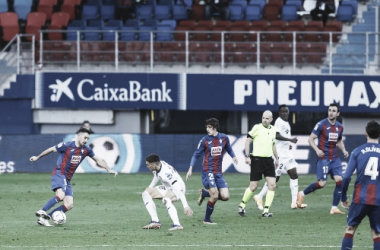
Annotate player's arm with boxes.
[171,181,193,216]
[276,132,297,144]
[29,146,57,161]
[272,143,279,168]
[91,155,118,177]
[186,138,205,181]
[148,174,159,188]
[308,132,324,157]
[341,152,356,209]
[337,138,349,158]
[244,136,252,165]
[225,136,238,165]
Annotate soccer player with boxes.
[142,154,193,231]
[238,110,279,217]
[296,103,349,214]
[253,105,307,210]
[340,120,380,250]
[186,118,238,224]
[30,128,117,227]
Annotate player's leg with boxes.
[330,159,345,214]
[342,203,366,249]
[262,159,276,217]
[215,174,229,201]
[142,186,164,229]
[368,205,380,249]
[371,229,380,250]
[202,172,218,224]
[197,188,210,206]
[297,160,327,207]
[341,225,358,250]
[47,184,73,217]
[162,190,182,229]
[36,174,67,220]
[239,159,261,215]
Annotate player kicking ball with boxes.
[142,154,193,231]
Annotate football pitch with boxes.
[0,173,373,250]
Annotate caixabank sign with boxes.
[35,72,380,112]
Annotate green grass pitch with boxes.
[0,173,373,250]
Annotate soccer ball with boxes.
[88,136,120,169]
[52,211,66,225]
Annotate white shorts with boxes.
[155,183,186,201]
[275,157,298,177]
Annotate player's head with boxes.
[205,118,219,136]
[365,120,380,139]
[82,120,91,128]
[76,128,91,146]
[278,105,289,121]
[328,103,340,122]
[262,110,273,127]
[145,154,161,171]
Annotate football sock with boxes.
[263,190,275,213]
[290,179,299,204]
[239,187,253,209]
[201,189,210,198]
[204,200,215,221]
[48,205,68,217]
[341,233,353,250]
[373,237,380,250]
[333,181,342,206]
[142,191,159,222]
[257,182,268,199]
[163,198,180,226]
[304,182,322,195]
[42,196,61,211]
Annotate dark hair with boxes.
[366,120,380,139]
[205,118,219,131]
[329,103,340,112]
[278,104,288,112]
[146,153,161,163]
[76,127,91,134]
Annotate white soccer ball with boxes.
[52,211,66,225]
[88,136,120,170]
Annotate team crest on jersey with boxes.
[329,133,338,141]
[71,155,82,163]
[166,173,173,180]
[211,146,222,156]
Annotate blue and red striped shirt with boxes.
[342,142,380,206]
[52,141,95,181]
[312,118,344,160]
[190,133,236,174]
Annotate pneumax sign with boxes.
[35,72,186,109]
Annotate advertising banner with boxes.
[0,134,366,175]
[35,72,380,112]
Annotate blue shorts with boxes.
[51,173,73,197]
[316,159,342,181]
[347,203,380,233]
[201,172,228,190]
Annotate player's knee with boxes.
[162,197,171,206]
[289,173,298,179]
[65,203,73,211]
[221,195,229,201]
[318,181,326,188]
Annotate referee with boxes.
[238,110,279,217]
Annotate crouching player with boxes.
[341,120,380,250]
[142,154,193,230]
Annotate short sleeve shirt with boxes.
[248,123,277,157]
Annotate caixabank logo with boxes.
[63,134,141,174]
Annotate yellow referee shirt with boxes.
[248,123,277,157]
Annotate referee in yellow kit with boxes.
[238,110,279,217]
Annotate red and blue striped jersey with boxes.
[190,133,236,174]
[312,118,344,160]
[52,141,95,181]
[342,143,380,206]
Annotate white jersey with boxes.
[149,161,186,193]
[274,117,293,158]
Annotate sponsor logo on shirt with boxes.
[71,155,82,163]
[329,133,338,141]
[211,146,222,156]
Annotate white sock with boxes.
[142,191,159,222]
[257,182,268,199]
[290,178,299,204]
[163,198,180,226]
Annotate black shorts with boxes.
[250,156,276,181]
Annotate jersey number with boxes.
[364,157,379,180]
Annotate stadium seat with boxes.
[189,42,213,65]
[174,25,192,41]
[66,20,86,41]
[82,4,100,21]
[226,42,257,65]
[47,12,71,40]
[125,19,141,29]
[37,0,58,21]
[60,0,82,21]
[190,5,205,21]
[139,25,154,41]
[136,5,154,20]
[13,0,34,20]
[249,0,266,13]
[84,21,104,41]
[156,24,173,41]
[172,0,192,20]
[197,20,213,29]
[25,12,47,41]
[160,19,177,30]
[262,2,281,21]
[143,18,158,29]
[322,21,342,42]
[341,0,358,15]
[229,26,247,42]
[284,20,304,42]
[210,26,228,41]
[245,5,262,21]
[100,4,116,20]
[297,0,316,16]
[0,12,20,42]
[269,42,292,65]
[303,20,323,42]
[281,5,298,21]
[305,43,326,64]
[247,20,267,41]
[103,19,123,41]
[120,25,138,41]
[266,20,286,42]
[231,0,248,15]
[336,5,354,22]
[228,5,244,20]
[286,0,302,8]
[192,25,210,41]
